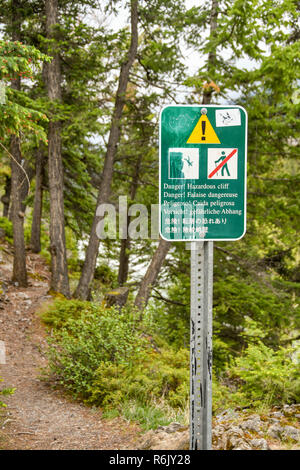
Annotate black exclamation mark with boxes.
[201,120,206,141]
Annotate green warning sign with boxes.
[159,105,248,241]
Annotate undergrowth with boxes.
[40,299,300,430]
[41,300,189,429]
[0,376,15,449]
[0,217,13,243]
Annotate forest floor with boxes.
[0,242,299,451]
[0,244,140,450]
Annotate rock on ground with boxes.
[137,405,300,451]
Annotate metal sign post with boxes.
[189,241,213,450]
[159,104,247,451]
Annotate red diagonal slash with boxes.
[208,148,237,179]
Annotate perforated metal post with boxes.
[190,241,213,450]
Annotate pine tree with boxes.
[0,0,49,285]
[74,0,139,299]
[45,0,70,297]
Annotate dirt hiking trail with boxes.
[0,247,139,450]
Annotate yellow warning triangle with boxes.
[187,115,220,144]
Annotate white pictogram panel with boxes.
[207,148,238,179]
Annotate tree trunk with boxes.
[118,151,142,286]
[118,235,130,286]
[203,0,218,104]
[1,175,11,218]
[10,134,28,287]
[20,160,34,214]
[74,0,139,300]
[134,237,171,313]
[8,159,33,223]
[10,0,27,287]
[45,0,70,297]
[30,148,45,253]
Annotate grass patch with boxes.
[103,398,188,431]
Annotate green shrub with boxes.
[213,341,300,411]
[94,264,117,286]
[43,300,189,424]
[43,299,299,425]
[0,217,13,243]
[230,342,300,406]
[40,299,92,329]
[45,303,146,398]
[89,347,189,409]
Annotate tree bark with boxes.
[74,0,139,300]
[45,0,70,297]
[118,221,131,286]
[10,134,28,286]
[30,148,45,253]
[10,0,27,287]
[203,0,218,104]
[8,159,33,222]
[208,0,218,68]
[134,237,171,313]
[20,160,34,214]
[118,151,142,286]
